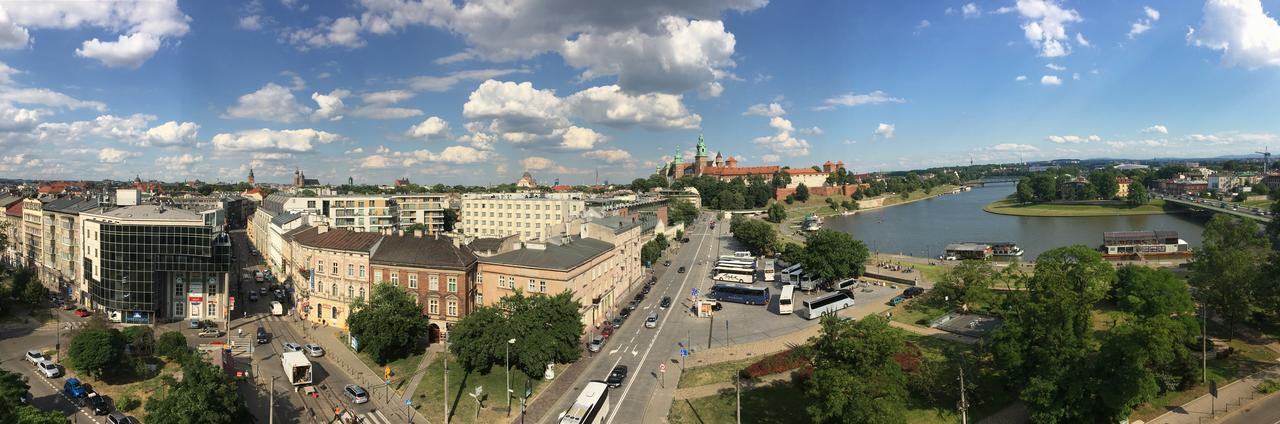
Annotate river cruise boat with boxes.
[981,242,1024,257]
[944,243,993,260]
[1099,230,1191,259]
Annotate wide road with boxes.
[0,309,104,423]
[1222,392,1280,424]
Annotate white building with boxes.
[459,192,586,241]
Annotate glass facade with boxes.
[89,223,231,323]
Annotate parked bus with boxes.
[712,264,755,283]
[559,381,610,424]
[800,292,855,320]
[778,285,795,315]
[733,251,752,258]
[716,256,755,267]
[833,278,860,292]
[710,284,770,305]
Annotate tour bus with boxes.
[800,292,855,320]
[712,263,755,283]
[710,284,770,305]
[833,278,860,293]
[778,285,795,315]
[733,251,752,258]
[559,381,610,424]
[716,256,755,267]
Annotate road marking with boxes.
[606,218,712,424]
[608,347,620,355]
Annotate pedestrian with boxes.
[238,328,243,337]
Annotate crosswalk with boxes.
[354,409,393,424]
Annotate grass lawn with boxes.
[678,356,757,388]
[1238,199,1273,208]
[984,198,1170,217]
[356,349,427,393]
[76,358,182,418]
[891,300,950,327]
[409,353,562,424]
[669,381,811,424]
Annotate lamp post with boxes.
[506,338,516,417]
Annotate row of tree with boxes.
[728,217,870,286]
[640,234,671,266]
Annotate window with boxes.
[332,307,338,319]
[475,292,483,306]
[447,299,458,316]
[190,303,200,317]
[429,275,439,290]
[348,264,354,277]
[390,272,399,285]
[374,270,383,283]
[359,288,365,299]
[174,281,184,298]
[498,275,506,288]
[428,298,439,314]
[448,276,457,293]
[174,301,184,317]
[317,260,324,274]
[348,285,354,299]
[528,278,536,292]
[331,284,338,296]
[208,302,217,317]
[539,280,546,293]
[476,273,483,286]
[331,262,338,275]
[210,282,218,294]
[359,265,365,278]
[409,274,418,289]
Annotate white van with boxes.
[270,301,284,316]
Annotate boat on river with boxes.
[985,242,1024,257]
[1098,230,1192,260]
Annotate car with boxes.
[24,350,45,365]
[710,301,723,312]
[633,293,644,302]
[198,328,221,338]
[587,336,605,352]
[619,308,631,319]
[248,293,259,302]
[106,412,140,424]
[677,266,686,274]
[888,296,906,306]
[344,384,369,404]
[605,365,628,388]
[644,313,658,328]
[902,287,925,298]
[601,325,614,339]
[641,285,651,295]
[282,342,302,352]
[63,378,88,398]
[663,260,671,266]
[659,296,672,309]
[36,360,62,378]
[85,391,109,415]
[259,287,268,295]
[304,344,324,357]
[256,327,269,344]
[189,319,203,329]
[611,317,623,328]
[73,308,91,317]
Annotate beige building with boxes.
[287,223,382,329]
[21,198,48,287]
[327,195,395,233]
[459,193,585,241]
[369,232,477,342]
[1,195,25,268]
[582,216,645,297]
[40,197,99,299]
[476,236,621,332]
[392,194,447,235]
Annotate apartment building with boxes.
[0,195,24,268]
[392,194,447,235]
[369,231,477,342]
[476,236,620,331]
[327,195,396,233]
[459,193,585,241]
[42,197,98,300]
[286,223,382,329]
[21,198,47,285]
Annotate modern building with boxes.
[80,204,231,324]
[458,193,586,241]
[286,223,382,329]
[42,197,99,300]
[1100,230,1190,258]
[326,195,396,233]
[476,236,620,332]
[392,194,447,235]
[369,231,477,342]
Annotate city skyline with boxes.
[1,0,1279,185]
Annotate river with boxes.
[824,182,1210,260]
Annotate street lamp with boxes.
[506,338,517,417]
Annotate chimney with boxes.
[316,221,329,234]
[414,229,423,238]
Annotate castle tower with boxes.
[294,169,304,187]
[693,134,708,175]
[248,168,255,186]
[714,151,724,168]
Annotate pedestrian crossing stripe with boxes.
[357,410,392,424]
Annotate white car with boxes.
[303,344,324,357]
[644,313,658,329]
[282,342,302,353]
[36,360,61,378]
[24,350,44,365]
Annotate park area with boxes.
[983,198,1171,217]
[408,353,565,424]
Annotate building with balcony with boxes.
[392,194,447,235]
[0,195,24,268]
[459,193,585,241]
[286,223,383,329]
[326,195,396,233]
[476,236,620,332]
[369,231,477,343]
[42,197,99,301]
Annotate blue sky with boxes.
[1,0,1279,185]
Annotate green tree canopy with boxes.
[667,199,699,226]
[1190,215,1267,339]
[1126,183,1150,206]
[931,260,997,311]
[68,328,126,378]
[1112,265,1194,318]
[449,291,584,378]
[145,358,254,423]
[794,183,810,202]
[729,216,778,256]
[347,282,431,364]
[156,331,189,360]
[805,315,907,424]
[799,229,869,284]
[765,202,787,223]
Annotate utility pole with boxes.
[444,336,450,424]
[735,372,741,424]
[707,312,714,349]
[269,377,275,424]
[1202,303,1208,383]
[957,365,969,424]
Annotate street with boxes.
[1222,392,1280,424]
[0,309,104,423]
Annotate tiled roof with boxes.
[370,234,476,270]
[43,197,99,214]
[702,165,780,177]
[0,195,25,208]
[468,237,506,252]
[291,226,382,252]
[785,168,824,175]
[479,237,614,271]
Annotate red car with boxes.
[73,308,91,317]
[601,326,614,339]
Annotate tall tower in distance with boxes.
[247,168,255,186]
[693,134,708,174]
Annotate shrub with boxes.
[156,331,189,360]
[739,349,809,380]
[1259,379,1280,394]
[116,393,141,412]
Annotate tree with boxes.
[714,190,745,210]
[805,315,907,424]
[931,260,996,311]
[746,176,773,208]
[729,217,778,255]
[450,291,584,378]
[347,282,431,364]
[449,306,510,373]
[443,208,459,232]
[772,169,792,189]
[667,199,699,226]
[1088,170,1120,199]
[794,183,810,202]
[1112,266,1194,318]
[0,369,66,423]
[765,203,787,223]
[145,358,254,423]
[841,200,858,211]
[1190,215,1267,340]
[1015,180,1036,203]
[1126,183,1150,206]
[404,223,430,233]
[121,325,155,358]
[799,229,869,284]
[825,197,839,211]
[68,328,126,378]
[156,331,189,360]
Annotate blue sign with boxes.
[691,288,699,297]
[404,399,412,406]
[680,348,689,358]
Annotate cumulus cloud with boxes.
[408,68,530,92]
[463,80,569,137]
[287,16,364,49]
[362,90,415,105]
[2,1,191,68]
[1012,0,1083,57]
[873,123,895,139]
[0,104,44,132]
[239,15,264,30]
[761,154,781,162]
[561,17,735,94]
[1142,125,1169,134]
[962,3,981,18]
[1041,75,1062,85]
[144,121,199,146]
[98,147,140,163]
[224,83,312,122]
[1046,134,1101,143]
[310,89,349,121]
[1129,6,1160,38]
[211,128,342,153]
[752,116,810,157]
[407,116,450,140]
[1015,75,1028,81]
[1187,131,1278,145]
[565,85,701,130]
[814,90,905,111]
[0,88,107,111]
[744,102,787,117]
[1189,0,1280,69]
[1045,63,1066,71]
[361,145,492,168]
[582,148,632,163]
[156,154,202,171]
[558,126,604,150]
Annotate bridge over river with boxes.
[1157,195,1272,223]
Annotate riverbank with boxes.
[777,185,961,242]
[984,197,1173,217]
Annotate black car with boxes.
[663,260,671,266]
[903,287,925,298]
[86,391,109,415]
[619,307,631,319]
[606,365,629,388]
[677,266,686,274]
[627,300,639,311]
[633,293,644,302]
[641,285,651,295]
[256,327,269,344]
[648,276,657,286]
[659,296,672,308]
[611,317,623,328]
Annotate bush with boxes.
[116,393,142,412]
[1259,379,1280,394]
[739,349,809,379]
[156,331,189,360]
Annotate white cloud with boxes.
[1072,72,1080,80]
[1142,125,1169,134]
[211,128,342,153]
[1145,6,1161,21]
[989,143,1039,152]
[1015,75,1028,81]
[144,121,199,146]
[744,102,787,117]
[521,156,555,171]
[310,89,349,121]
[798,126,823,136]
[224,83,312,122]
[287,17,364,49]
[582,149,632,163]
[1189,0,1280,69]
[362,90,415,104]
[0,87,106,111]
[29,113,197,147]
[1012,0,1084,57]
[1045,63,1066,71]
[2,1,190,68]
[1075,32,1090,47]
[561,17,735,94]
[915,20,931,33]
[1187,131,1278,145]
[408,68,530,92]
[963,3,981,18]
[1041,75,1063,85]
[752,116,810,156]
[558,126,604,150]
[814,90,905,111]
[1046,134,1101,143]
[239,15,264,30]
[873,123,895,139]
[463,80,568,136]
[156,154,202,171]
[407,116,450,140]
[565,85,701,130]
[349,105,423,120]
[98,147,139,163]
[364,145,494,168]
[1128,8,1160,39]
[761,154,781,162]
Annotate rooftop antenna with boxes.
[1257,147,1272,175]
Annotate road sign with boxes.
[691,288,699,297]
[680,348,688,358]
[1210,380,1218,397]
[405,399,412,406]
[660,363,667,373]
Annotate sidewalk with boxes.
[1147,365,1280,424]
[307,323,426,423]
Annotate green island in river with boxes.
[983,197,1174,217]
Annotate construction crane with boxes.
[1258,148,1272,175]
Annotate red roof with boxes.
[703,165,780,177]
[551,185,573,192]
[5,201,22,217]
[785,168,824,175]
